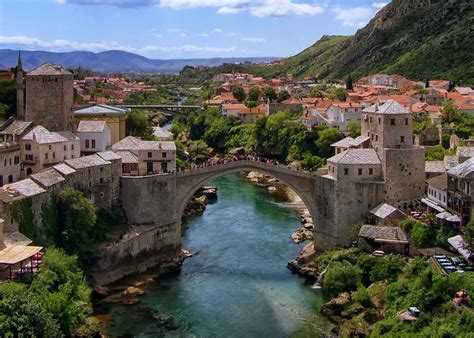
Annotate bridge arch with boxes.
[175,161,318,225]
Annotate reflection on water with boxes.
[106,174,331,337]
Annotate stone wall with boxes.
[120,174,177,226]
[382,147,425,205]
[313,175,384,250]
[25,74,74,132]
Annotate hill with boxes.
[0,49,276,74]
[263,0,474,85]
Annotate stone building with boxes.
[0,151,122,237]
[0,143,20,186]
[76,120,111,154]
[111,136,176,175]
[361,100,425,205]
[19,126,80,176]
[369,203,406,227]
[446,157,474,223]
[21,63,74,132]
[74,105,127,144]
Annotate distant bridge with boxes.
[114,104,204,117]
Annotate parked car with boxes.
[372,250,385,257]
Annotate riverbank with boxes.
[100,174,333,336]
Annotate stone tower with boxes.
[25,63,74,132]
[361,100,425,205]
[15,51,25,119]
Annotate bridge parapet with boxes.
[176,160,316,180]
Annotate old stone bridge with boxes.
[120,160,384,250]
[97,160,384,284]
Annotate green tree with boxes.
[346,74,354,91]
[126,110,153,139]
[300,152,324,170]
[323,261,360,299]
[277,90,291,103]
[465,221,474,246]
[347,121,361,138]
[248,86,261,102]
[328,87,348,101]
[58,187,97,260]
[369,255,405,282]
[440,100,460,123]
[316,127,344,158]
[0,80,16,119]
[31,249,92,336]
[0,282,62,337]
[262,86,277,102]
[354,286,373,308]
[232,86,246,102]
[425,145,446,161]
[309,87,323,98]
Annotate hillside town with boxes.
[0,55,473,335]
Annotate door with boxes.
[147,161,153,174]
[161,162,168,173]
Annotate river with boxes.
[105,174,332,337]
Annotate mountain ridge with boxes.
[276,0,474,85]
[0,49,277,74]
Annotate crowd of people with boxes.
[177,154,318,175]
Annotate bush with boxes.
[323,261,360,298]
[354,286,373,308]
[369,255,405,283]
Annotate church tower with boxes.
[15,51,25,119]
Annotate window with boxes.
[14,156,19,164]
[162,152,167,158]
[344,168,349,175]
[369,168,373,175]
[52,152,56,159]
[405,118,409,125]
[64,145,66,151]
[9,158,11,165]
[85,140,90,149]
[49,145,52,150]
[400,136,405,143]
[391,118,395,125]
[99,177,104,184]
[3,159,6,166]
[92,140,96,148]
[369,116,373,123]
[71,144,74,150]
[148,152,152,158]
[45,153,48,160]
[25,143,31,151]
[358,168,362,175]
[375,135,378,141]
[8,175,13,183]
[26,154,33,161]
[378,118,381,124]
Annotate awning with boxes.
[436,211,452,220]
[447,215,461,223]
[421,198,445,213]
[447,235,472,261]
[0,245,43,265]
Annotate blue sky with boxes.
[0,0,389,59]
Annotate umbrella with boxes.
[447,215,461,223]
[436,211,452,220]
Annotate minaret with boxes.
[16,51,25,119]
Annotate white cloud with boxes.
[332,6,374,28]
[0,35,237,55]
[242,37,265,43]
[372,2,388,10]
[211,28,223,33]
[60,0,325,17]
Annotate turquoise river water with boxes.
[105,174,332,337]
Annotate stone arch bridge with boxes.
[120,159,384,253]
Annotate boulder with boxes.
[320,293,351,322]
